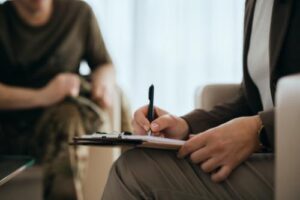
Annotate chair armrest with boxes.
[275,74,300,200]
[195,84,240,110]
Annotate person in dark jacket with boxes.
[102,0,300,199]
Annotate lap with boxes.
[0,98,103,158]
[107,148,274,200]
[34,98,105,161]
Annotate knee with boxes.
[107,148,150,191]
[42,102,83,127]
[112,148,148,177]
[111,148,172,183]
[36,102,84,140]
[48,102,81,121]
[105,148,178,198]
[114,148,154,168]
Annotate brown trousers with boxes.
[102,148,274,200]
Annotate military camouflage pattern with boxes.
[0,79,132,200]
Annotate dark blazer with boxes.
[183,0,300,150]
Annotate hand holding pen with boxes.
[132,85,189,140]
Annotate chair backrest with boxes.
[195,84,240,110]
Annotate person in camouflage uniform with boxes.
[0,0,132,199]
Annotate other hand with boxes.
[40,73,80,107]
[178,116,262,183]
[91,65,115,109]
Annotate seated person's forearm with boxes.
[0,83,45,110]
[91,64,116,108]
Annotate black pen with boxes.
[147,84,155,136]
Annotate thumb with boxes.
[70,80,80,97]
[93,85,104,100]
[70,86,79,97]
[150,114,176,133]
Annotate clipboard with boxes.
[71,132,185,150]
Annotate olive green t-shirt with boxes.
[0,0,111,120]
[0,0,111,87]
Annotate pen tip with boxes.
[149,85,154,99]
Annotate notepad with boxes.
[72,132,185,150]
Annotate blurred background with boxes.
[0,0,245,114]
[82,0,245,115]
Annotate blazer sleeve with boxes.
[182,84,275,151]
[181,84,253,134]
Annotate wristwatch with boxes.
[258,126,270,152]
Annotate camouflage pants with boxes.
[0,89,132,200]
[37,97,105,200]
